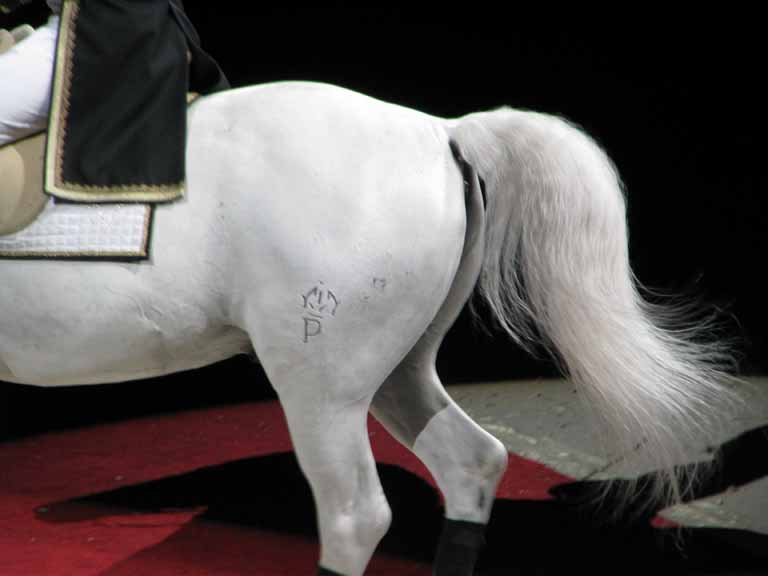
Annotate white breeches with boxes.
[0,16,58,147]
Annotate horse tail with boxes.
[448,109,737,505]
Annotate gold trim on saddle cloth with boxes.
[45,0,184,203]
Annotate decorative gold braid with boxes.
[0,250,147,258]
[53,0,78,191]
[45,0,74,198]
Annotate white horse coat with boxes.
[0,81,732,576]
[1,82,463,385]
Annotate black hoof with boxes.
[434,518,487,576]
[317,566,345,576]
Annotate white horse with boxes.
[0,81,733,575]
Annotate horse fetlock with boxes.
[320,496,392,576]
[414,404,508,522]
[338,494,392,549]
[475,434,509,483]
[451,436,507,521]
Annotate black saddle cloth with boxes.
[46,0,229,202]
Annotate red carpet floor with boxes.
[0,401,570,575]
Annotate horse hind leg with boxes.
[248,314,398,576]
[251,299,460,576]
[372,330,509,530]
[371,172,507,575]
[277,387,390,576]
[243,234,466,574]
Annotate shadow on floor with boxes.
[39,439,768,576]
[0,356,276,440]
[5,368,766,574]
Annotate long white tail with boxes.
[449,109,736,504]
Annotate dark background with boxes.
[2,5,764,387]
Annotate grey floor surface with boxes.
[448,377,768,535]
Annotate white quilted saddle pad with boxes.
[0,199,152,260]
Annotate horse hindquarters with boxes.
[233,122,467,575]
[371,158,508,576]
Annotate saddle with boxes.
[0,98,199,238]
[0,26,47,236]
[0,27,201,237]
[0,134,47,236]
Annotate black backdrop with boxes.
[2,5,765,380]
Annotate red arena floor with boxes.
[0,400,569,575]
[1,390,765,575]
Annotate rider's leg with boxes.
[0,16,58,147]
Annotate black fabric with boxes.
[53,0,228,196]
[317,567,345,576]
[433,519,486,576]
[0,0,32,14]
[169,0,229,94]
